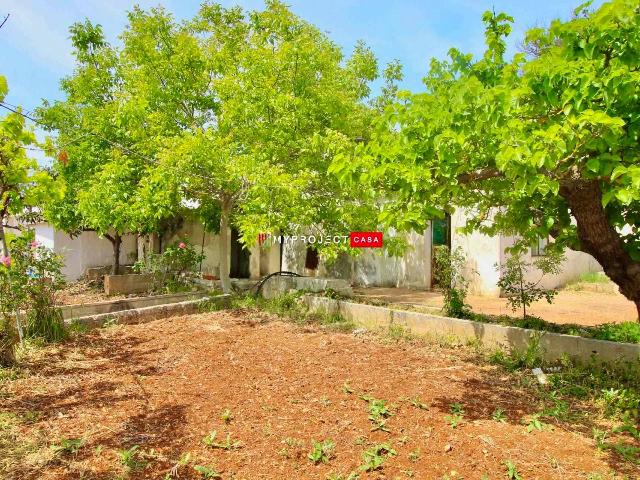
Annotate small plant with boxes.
[220,408,232,424]
[203,430,241,450]
[408,448,420,462]
[496,249,563,320]
[504,460,522,479]
[409,396,429,410]
[51,437,84,456]
[445,402,465,428]
[445,413,463,428]
[326,472,359,480]
[342,381,354,394]
[193,465,222,479]
[308,439,335,464]
[118,445,147,472]
[492,408,507,423]
[432,245,472,318]
[360,443,396,472]
[134,239,204,292]
[523,413,546,433]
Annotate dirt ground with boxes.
[56,282,133,306]
[2,311,634,480]
[354,287,637,326]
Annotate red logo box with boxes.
[350,231,383,248]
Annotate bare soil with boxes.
[1,311,635,479]
[355,287,637,326]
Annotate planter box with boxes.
[86,265,135,281]
[104,273,155,296]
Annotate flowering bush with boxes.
[0,232,66,365]
[134,240,204,292]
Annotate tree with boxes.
[120,1,380,292]
[333,1,640,318]
[496,250,562,319]
[39,21,176,274]
[0,75,54,257]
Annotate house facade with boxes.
[165,211,601,297]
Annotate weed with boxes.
[342,381,354,394]
[492,408,507,423]
[51,437,84,456]
[409,396,429,410]
[308,439,335,464]
[203,431,241,450]
[504,460,522,480]
[408,448,420,462]
[193,465,222,479]
[523,413,547,433]
[444,413,463,429]
[360,443,396,472]
[364,397,393,432]
[117,445,147,472]
[442,471,463,480]
[220,408,232,424]
[449,402,465,415]
[326,472,359,480]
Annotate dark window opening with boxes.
[305,247,319,270]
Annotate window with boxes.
[531,236,548,256]
[305,247,319,270]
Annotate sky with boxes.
[0,0,605,161]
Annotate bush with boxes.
[0,232,66,365]
[134,240,205,292]
[432,245,471,318]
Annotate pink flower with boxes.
[0,255,10,267]
[178,242,186,249]
[30,240,39,249]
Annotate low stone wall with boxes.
[104,273,155,295]
[86,265,135,282]
[261,276,353,299]
[60,291,210,320]
[66,295,230,328]
[302,296,640,365]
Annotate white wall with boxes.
[500,236,602,290]
[451,210,502,296]
[54,230,137,281]
[282,228,432,289]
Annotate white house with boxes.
[164,210,601,297]
[30,222,137,281]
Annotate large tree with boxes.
[120,1,380,292]
[332,0,640,317]
[39,21,177,274]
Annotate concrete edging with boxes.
[60,291,211,320]
[302,295,640,364]
[66,295,230,328]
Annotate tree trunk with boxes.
[0,221,8,257]
[107,234,122,275]
[560,179,640,320]
[219,197,232,294]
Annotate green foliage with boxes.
[432,246,471,318]
[308,439,335,464]
[193,465,222,479]
[51,438,84,456]
[117,445,147,472]
[504,460,522,480]
[492,408,507,423]
[202,430,241,450]
[135,240,204,292]
[496,249,562,319]
[333,0,640,306]
[0,232,66,365]
[359,443,396,472]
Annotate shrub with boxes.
[134,240,204,292]
[0,232,66,364]
[432,245,471,318]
